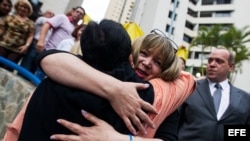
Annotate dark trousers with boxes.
[0,45,23,72]
[19,39,39,74]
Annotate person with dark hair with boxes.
[19,9,54,76]
[35,6,85,53]
[28,0,43,21]
[0,0,34,71]
[0,0,12,18]
[57,23,86,52]
[33,6,84,80]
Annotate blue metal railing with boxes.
[0,56,41,86]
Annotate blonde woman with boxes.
[0,0,34,71]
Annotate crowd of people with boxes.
[0,0,85,80]
[1,0,250,141]
[0,0,34,71]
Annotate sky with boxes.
[81,0,110,22]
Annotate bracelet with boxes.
[25,43,30,47]
[129,134,133,141]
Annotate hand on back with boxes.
[108,82,157,135]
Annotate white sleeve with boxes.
[56,39,75,52]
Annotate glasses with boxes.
[150,29,178,53]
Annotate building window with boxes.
[188,51,193,59]
[194,51,210,59]
[200,11,213,17]
[168,11,177,20]
[171,0,179,7]
[183,34,192,43]
[201,0,214,5]
[199,24,233,31]
[216,0,232,4]
[189,0,198,5]
[185,21,194,30]
[214,11,231,17]
[188,8,198,18]
[166,24,175,35]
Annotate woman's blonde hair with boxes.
[132,33,181,81]
[14,0,33,16]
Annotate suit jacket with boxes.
[178,78,250,141]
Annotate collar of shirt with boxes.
[208,79,229,93]
[68,16,73,23]
[68,16,78,26]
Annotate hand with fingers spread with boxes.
[50,110,121,141]
[50,110,162,141]
[108,82,157,135]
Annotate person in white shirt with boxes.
[19,10,54,74]
[56,23,86,52]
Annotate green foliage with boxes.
[191,25,223,48]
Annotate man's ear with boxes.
[229,62,235,73]
[129,54,135,69]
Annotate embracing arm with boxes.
[38,50,157,135]
[39,50,132,98]
[50,110,163,141]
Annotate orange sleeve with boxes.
[3,93,32,141]
[144,71,196,137]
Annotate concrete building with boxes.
[104,0,250,92]
[39,0,83,14]
[104,0,136,24]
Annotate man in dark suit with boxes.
[178,47,250,141]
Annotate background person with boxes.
[0,0,12,18]
[178,47,250,141]
[0,0,34,71]
[56,23,86,52]
[34,6,84,80]
[69,24,87,55]
[35,6,84,53]
[19,9,54,75]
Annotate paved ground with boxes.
[0,68,35,139]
